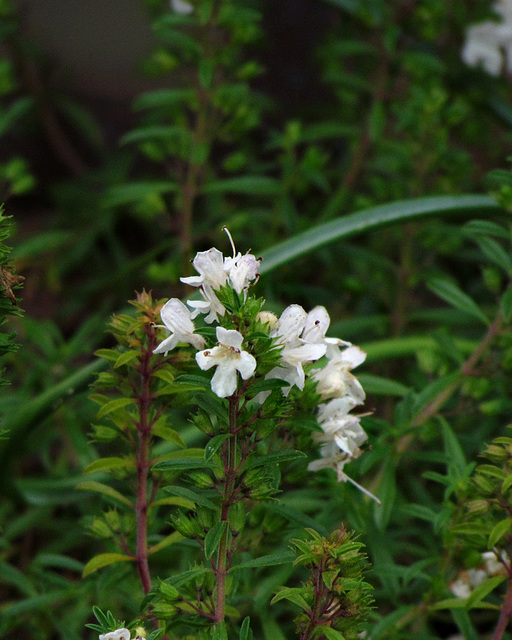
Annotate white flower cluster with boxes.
[462,0,512,75]
[99,629,130,640]
[153,230,371,491]
[450,550,509,598]
[153,230,260,399]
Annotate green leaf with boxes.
[163,486,217,510]
[501,286,512,323]
[201,176,281,196]
[152,423,186,448]
[96,397,136,419]
[488,518,512,548]
[103,181,178,207]
[239,617,253,640]
[357,373,410,396]
[114,350,139,368]
[374,458,396,531]
[75,480,133,507]
[212,621,228,640]
[204,521,227,559]
[322,628,347,640]
[153,457,212,472]
[84,456,134,474]
[148,531,183,555]
[82,552,134,577]
[441,419,467,478]
[466,575,507,608]
[205,434,230,462]
[474,236,512,276]
[230,551,295,571]
[133,88,195,110]
[259,195,500,274]
[244,450,307,471]
[271,587,310,610]
[427,278,488,326]
[430,597,469,611]
[463,219,510,240]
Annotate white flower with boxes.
[266,305,327,393]
[462,1,512,75]
[449,578,472,599]
[196,326,256,398]
[181,247,228,324]
[313,344,366,403]
[99,629,131,640]
[170,0,193,14]
[153,298,205,354]
[228,253,260,294]
[482,550,508,575]
[315,397,368,457]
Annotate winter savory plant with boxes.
[83,228,375,640]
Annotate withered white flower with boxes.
[153,298,205,355]
[99,629,131,640]
[196,326,256,398]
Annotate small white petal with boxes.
[211,362,238,398]
[216,326,243,350]
[277,305,307,342]
[302,306,330,343]
[236,351,257,379]
[171,0,193,13]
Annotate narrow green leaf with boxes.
[103,181,178,207]
[148,531,183,555]
[212,621,228,640]
[84,456,133,474]
[488,518,512,548]
[82,552,134,577]
[239,617,253,640]
[153,457,212,472]
[205,434,230,462]
[322,628,347,640]
[501,286,512,323]
[502,473,512,494]
[430,597,469,611]
[271,587,309,610]
[466,575,507,608]
[357,373,410,397]
[230,551,295,571]
[204,521,227,559]
[96,397,136,419]
[259,195,500,274]
[163,486,217,510]
[427,278,488,326]
[152,423,186,448]
[463,219,510,239]
[114,350,139,368]
[441,419,467,478]
[201,176,281,196]
[244,450,307,471]
[474,236,512,276]
[374,458,396,531]
[75,480,133,507]
[133,88,195,110]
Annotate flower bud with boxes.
[228,501,246,535]
[171,512,200,539]
[186,470,214,489]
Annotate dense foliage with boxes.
[1,0,512,639]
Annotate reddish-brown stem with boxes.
[135,324,158,594]
[493,575,512,640]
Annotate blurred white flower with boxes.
[462,1,512,75]
[315,397,368,457]
[482,550,508,575]
[170,0,193,14]
[196,326,256,397]
[450,568,487,598]
[181,248,227,324]
[99,629,131,640]
[153,298,205,354]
